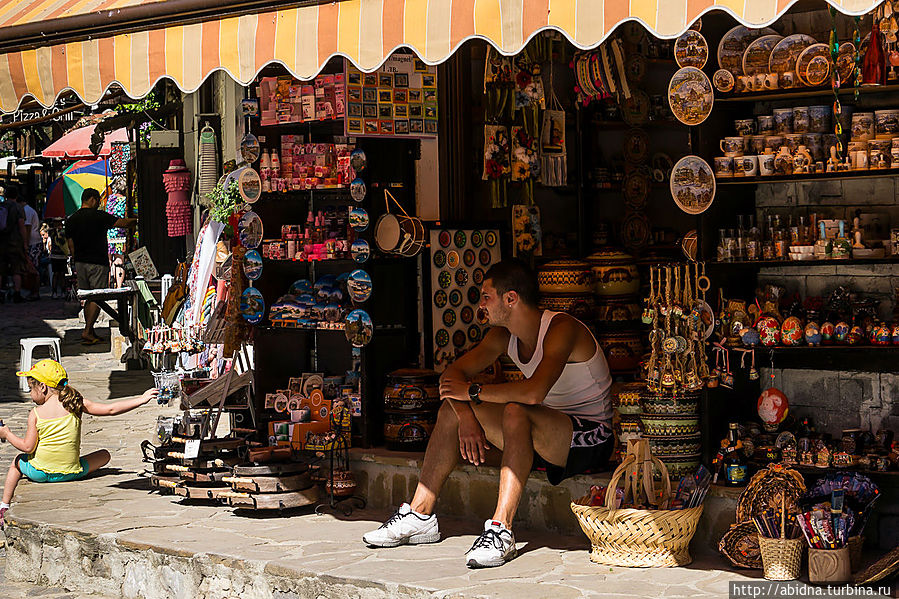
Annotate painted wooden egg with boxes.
[780,316,804,346]
[758,316,781,346]
[847,325,865,345]
[872,323,892,346]
[892,324,899,345]
[821,321,835,344]
[757,387,789,430]
[740,326,760,346]
[833,321,850,344]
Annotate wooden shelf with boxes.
[716,83,899,104]
[717,168,899,185]
[707,257,899,268]
[758,346,899,372]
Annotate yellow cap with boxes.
[16,359,68,387]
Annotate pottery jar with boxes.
[774,146,794,175]
[851,112,875,141]
[383,368,440,412]
[793,146,813,174]
[757,115,776,135]
[808,105,831,133]
[537,259,593,294]
[735,119,756,136]
[383,412,437,451]
[585,248,640,297]
[597,331,644,372]
[594,296,642,328]
[538,293,596,321]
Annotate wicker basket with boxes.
[759,536,804,581]
[570,442,703,568]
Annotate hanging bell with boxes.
[641,308,654,325]
[748,367,759,381]
[721,372,735,389]
[661,371,676,387]
[706,370,719,388]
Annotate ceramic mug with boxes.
[750,135,767,155]
[714,156,734,177]
[781,71,797,88]
[763,73,779,90]
[735,119,756,136]
[759,153,776,176]
[851,112,875,141]
[852,150,869,170]
[720,137,744,156]
[793,106,810,133]
[774,108,794,134]
[734,156,747,176]
[741,155,760,176]
[808,105,831,133]
[757,115,776,135]
[751,74,767,91]
[738,76,753,93]
[785,133,805,153]
[765,135,784,150]
[892,147,899,166]
[870,148,886,168]
[814,161,825,173]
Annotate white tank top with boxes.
[506,311,613,422]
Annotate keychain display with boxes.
[144,323,206,354]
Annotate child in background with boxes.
[0,359,157,526]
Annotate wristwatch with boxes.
[468,383,482,405]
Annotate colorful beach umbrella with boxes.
[43,159,109,218]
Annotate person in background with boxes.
[17,191,41,300]
[47,220,70,300]
[39,223,52,289]
[0,185,28,303]
[65,188,136,344]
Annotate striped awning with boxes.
[0,0,164,30]
[0,0,886,112]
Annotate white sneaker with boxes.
[362,503,440,548]
[465,520,517,568]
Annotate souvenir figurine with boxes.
[816,445,832,468]
[833,451,853,467]
[848,324,865,345]
[781,316,804,346]
[873,323,892,345]
[821,321,835,344]
[741,326,760,346]
[782,446,797,465]
[833,321,850,344]
[805,321,823,346]
[800,450,816,467]
[892,323,899,344]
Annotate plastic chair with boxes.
[19,337,62,392]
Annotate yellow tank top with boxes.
[28,410,82,474]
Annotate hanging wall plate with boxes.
[623,170,650,209]
[349,207,369,232]
[347,269,372,303]
[240,287,265,324]
[674,30,709,69]
[668,67,713,126]
[836,42,856,83]
[345,309,373,347]
[351,239,370,263]
[244,249,263,280]
[350,178,366,202]
[240,133,261,164]
[350,148,367,173]
[670,155,716,215]
[623,128,649,163]
[621,89,651,126]
[796,43,830,86]
[237,167,262,203]
[717,26,779,76]
[237,211,263,248]
[742,35,783,76]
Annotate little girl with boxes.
[0,359,157,524]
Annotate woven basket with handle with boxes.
[570,439,703,568]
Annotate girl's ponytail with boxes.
[58,385,84,417]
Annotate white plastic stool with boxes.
[19,337,62,392]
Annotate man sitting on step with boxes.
[363,259,614,568]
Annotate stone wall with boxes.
[754,178,899,438]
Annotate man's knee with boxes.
[502,402,531,429]
[437,400,458,423]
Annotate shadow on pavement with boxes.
[108,371,153,400]
[60,327,112,357]
[110,477,153,491]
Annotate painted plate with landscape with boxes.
[717,26,778,76]
[668,67,713,126]
[742,35,783,76]
[670,155,716,215]
[768,34,817,74]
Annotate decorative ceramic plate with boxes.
[350,178,366,202]
[435,329,449,347]
[240,133,260,163]
[742,35,783,76]
[479,248,492,265]
[237,211,263,249]
[623,128,649,163]
[289,279,312,296]
[470,230,483,247]
[438,270,452,288]
[344,309,373,347]
[434,290,447,308]
[621,212,651,251]
[796,43,829,86]
[455,268,469,287]
[804,55,830,86]
[621,89,651,126]
[472,267,485,285]
[768,34,816,74]
[244,250,263,280]
[236,167,261,203]
[674,30,709,69]
[468,286,481,304]
[443,309,456,327]
[717,26,778,76]
[449,289,462,307]
[468,325,481,342]
[626,53,647,82]
[668,67,713,126]
[670,155,716,215]
[240,287,265,324]
[351,239,370,263]
[463,249,476,267]
[693,299,716,340]
[836,42,856,83]
[347,269,372,303]
[712,69,735,92]
[433,250,446,268]
[350,148,367,173]
[461,306,474,324]
[452,330,466,347]
[453,230,467,248]
[438,230,451,248]
[349,207,369,232]
[446,250,460,269]
[623,170,650,208]
[484,230,498,247]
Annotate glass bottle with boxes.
[724,423,748,487]
[746,215,761,261]
[832,219,853,259]
[814,220,831,259]
[717,229,728,262]
[726,229,736,261]
[763,215,775,260]
[774,216,788,259]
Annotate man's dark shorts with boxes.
[534,416,614,485]
[0,241,28,277]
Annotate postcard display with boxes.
[345,55,439,138]
[429,228,500,372]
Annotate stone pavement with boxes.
[0,300,891,598]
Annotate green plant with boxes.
[206,180,241,224]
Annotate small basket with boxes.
[570,440,703,568]
[759,536,804,581]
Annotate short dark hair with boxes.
[484,259,539,307]
[4,184,17,200]
[81,188,101,204]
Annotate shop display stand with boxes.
[312,421,367,516]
